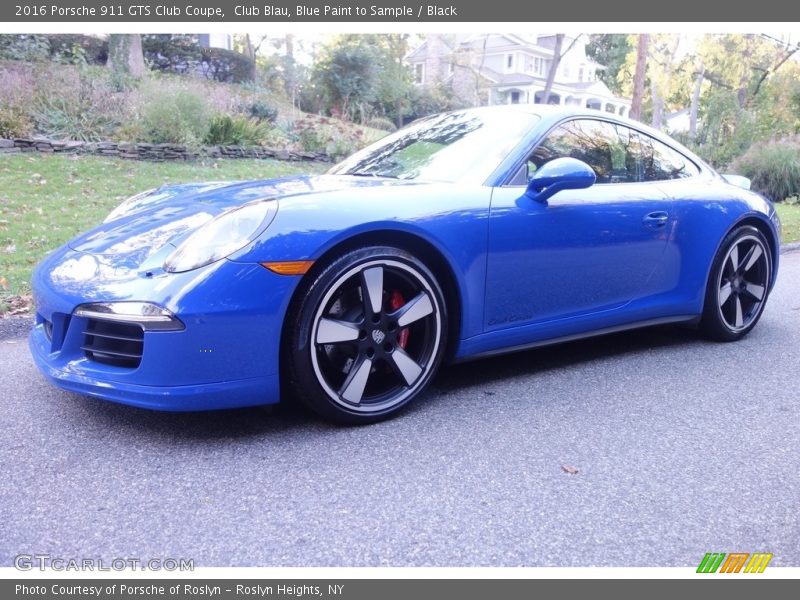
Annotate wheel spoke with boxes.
[316,318,360,344]
[718,282,733,306]
[743,244,763,273]
[361,267,384,315]
[339,357,373,405]
[744,282,765,301]
[729,244,740,271]
[734,296,744,328]
[392,292,434,327]
[390,347,423,386]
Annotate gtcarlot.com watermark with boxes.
[14,554,194,571]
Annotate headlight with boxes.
[104,189,158,223]
[164,200,277,273]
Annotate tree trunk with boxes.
[242,34,258,83]
[650,77,663,129]
[541,34,564,105]
[737,34,754,108]
[284,34,295,100]
[107,34,146,79]
[630,34,649,121]
[689,67,704,138]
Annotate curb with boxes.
[780,241,800,254]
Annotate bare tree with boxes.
[689,67,704,138]
[650,36,680,129]
[541,35,582,105]
[651,79,663,129]
[630,34,649,121]
[107,34,146,79]
[240,33,269,83]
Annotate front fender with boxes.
[231,183,493,341]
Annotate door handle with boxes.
[643,211,669,228]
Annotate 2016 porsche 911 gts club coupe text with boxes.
[30,106,781,423]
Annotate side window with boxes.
[637,133,700,181]
[527,119,638,184]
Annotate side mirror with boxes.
[526,157,596,204]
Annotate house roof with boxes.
[481,68,543,86]
[491,77,630,104]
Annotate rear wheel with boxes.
[700,225,772,341]
[286,246,447,424]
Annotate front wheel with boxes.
[700,225,772,341]
[285,246,447,424]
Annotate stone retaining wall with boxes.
[0,138,331,163]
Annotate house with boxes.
[406,34,631,117]
[197,33,233,51]
[665,108,692,134]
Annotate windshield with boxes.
[329,109,540,185]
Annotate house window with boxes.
[562,64,570,79]
[414,63,425,85]
[510,91,520,104]
[535,57,542,75]
[578,67,584,82]
[506,54,514,70]
[524,55,534,73]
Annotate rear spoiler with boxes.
[721,174,751,190]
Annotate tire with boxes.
[700,225,772,342]
[285,246,448,424]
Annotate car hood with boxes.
[66,175,422,268]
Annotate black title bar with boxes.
[3,0,800,22]
[4,579,798,600]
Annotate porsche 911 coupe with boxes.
[30,106,781,423]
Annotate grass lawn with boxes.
[775,202,800,247]
[0,153,326,313]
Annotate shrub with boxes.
[200,48,254,84]
[204,114,269,145]
[30,66,125,141]
[364,116,397,132]
[32,100,116,141]
[0,103,34,138]
[247,100,279,123]
[731,137,800,202]
[293,115,366,159]
[142,36,254,84]
[138,83,211,146]
[47,35,108,65]
[143,34,201,74]
[0,35,49,62]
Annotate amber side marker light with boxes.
[261,260,315,275]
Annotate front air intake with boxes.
[82,319,144,368]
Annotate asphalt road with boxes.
[2,251,799,568]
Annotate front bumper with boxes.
[29,330,276,411]
[29,249,299,411]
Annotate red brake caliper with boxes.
[389,290,409,348]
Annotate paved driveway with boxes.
[2,252,799,567]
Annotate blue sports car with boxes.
[30,106,781,423]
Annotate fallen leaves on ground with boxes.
[1,294,33,316]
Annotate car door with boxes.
[484,118,675,331]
